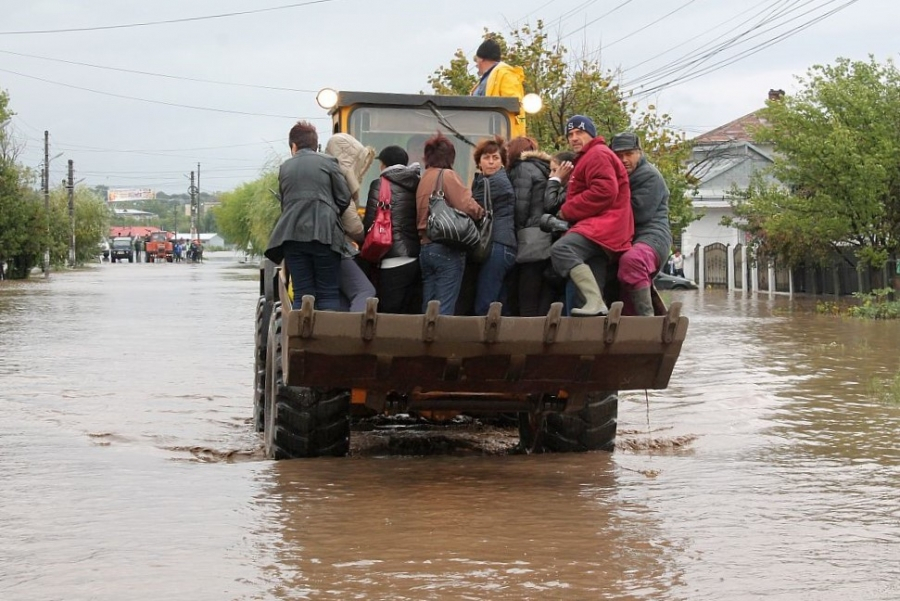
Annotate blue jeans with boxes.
[282,240,342,311]
[419,243,466,315]
[475,243,517,315]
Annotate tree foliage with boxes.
[428,21,697,239]
[0,89,110,278]
[215,170,279,256]
[733,56,900,268]
[0,89,42,278]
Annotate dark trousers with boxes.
[377,260,421,314]
[517,259,555,317]
[282,240,342,311]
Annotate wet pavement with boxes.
[1,253,898,600]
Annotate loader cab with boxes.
[317,89,536,195]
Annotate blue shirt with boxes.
[471,65,496,97]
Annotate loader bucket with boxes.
[280,294,688,397]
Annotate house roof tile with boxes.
[694,110,769,143]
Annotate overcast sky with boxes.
[2,0,896,194]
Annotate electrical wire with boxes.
[592,0,701,52]
[0,66,324,120]
[0,0,338,35]
[558,0,637,40]
[616,0,782,78]
[0,49,318,93]
[622,0,802,88]
[626,0,860,99]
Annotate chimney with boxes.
[768,89,785,101]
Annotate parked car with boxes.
[109,237,134,263]
[654,272,698,290]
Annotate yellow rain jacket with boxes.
[471,62,527,128]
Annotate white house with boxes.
[680,90,784,292]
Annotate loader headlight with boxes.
[522,93,543,114]
[316,88,339,110]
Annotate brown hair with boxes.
[423,132,456,169]
[473,135,507,169]
[289,120,318,151]
[506,136,538,167]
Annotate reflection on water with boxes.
[1,257,898,600]
[257,455,680,600]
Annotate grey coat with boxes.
[629,155,672,269]
[264,149,352,264]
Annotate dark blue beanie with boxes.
[566,115,597,138]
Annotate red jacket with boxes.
[560,136,633,253]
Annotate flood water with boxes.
[1,253,898,601]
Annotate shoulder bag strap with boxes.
[378,176,391,207]
[483,176,492,213]
[432,169,445,197]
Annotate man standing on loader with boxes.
[470,38,526,129]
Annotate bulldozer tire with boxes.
[263,305,350,459]
[252,296,272,432]
[518,391,618,453]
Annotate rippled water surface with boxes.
[2,254,898,600]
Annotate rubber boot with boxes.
[569,264,609,316]
[629,286,654,316]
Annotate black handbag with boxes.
[426,170,480,250]
[469,175,494,263]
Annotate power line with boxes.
[0,66,324,120]
[0,49,318,93]
[596,0,701,52]
[559,0,638,40]
[627,0,860,100]
[622,0,802,88]
[616,0,782,78]
[0,0,338,35]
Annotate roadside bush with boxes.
[847,288,900,320]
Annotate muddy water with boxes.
[1,255,898,601]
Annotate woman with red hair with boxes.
[415,133,485,315]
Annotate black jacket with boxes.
[364,164,421,260]
[508,151,552,228]
[265,149,351,264]
[472,168,517,249]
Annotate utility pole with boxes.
[188,170,198,242]
[67,159,75,268]
[43,131,50,278]
[196,162,201,229]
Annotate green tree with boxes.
[0,89,45,279]
[46,184,109,266]
[216,170,279,256]
[428,21,698,239]
[734,56,900,268]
